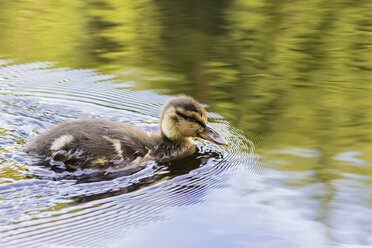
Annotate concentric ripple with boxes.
[0,59,264,247]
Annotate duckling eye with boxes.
[187,115,206,128]
[187,115,196,121]
[176,110,204,126]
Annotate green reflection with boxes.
[1,0,372,190]
[0,159,30,184]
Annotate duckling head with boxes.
[160,95,228,146]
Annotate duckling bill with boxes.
[25,95,228,169]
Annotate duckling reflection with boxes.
[71,148,222,204]
[25,95,228,169]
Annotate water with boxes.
[1,1,372,247]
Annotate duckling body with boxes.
[25,96,227,169]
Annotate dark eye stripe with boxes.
[176,110,191,121]
[176,110,206,127]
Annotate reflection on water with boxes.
[0,61,257,247]
[1,0,372,247]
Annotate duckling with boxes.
[25,95,228,169]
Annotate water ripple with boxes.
[0,60,262,247]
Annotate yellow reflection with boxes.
[1,0,372,180]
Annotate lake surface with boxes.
[1,1,372,247]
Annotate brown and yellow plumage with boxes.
[25,95,227,169]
